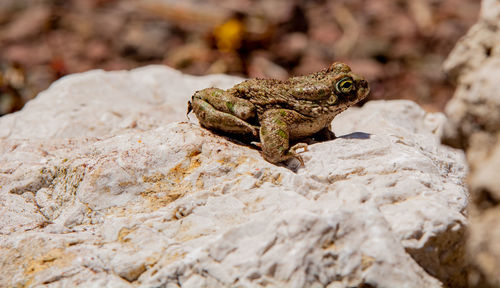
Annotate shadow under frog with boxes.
[187,62,370,166]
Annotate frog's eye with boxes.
[335,77,354,94]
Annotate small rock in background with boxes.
[443,0,500,286]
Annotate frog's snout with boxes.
[340,75,368,103]
[352,74,368,88]
[357,79,368,89]
[353,75,369,97]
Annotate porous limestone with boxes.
[444,0,500,285]
[0,66,467,287]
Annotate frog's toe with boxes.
[294,154,304,166]
[289,143,308,166]
[290,143,308,153]
[251,125,260,137]
[251,141,262,148]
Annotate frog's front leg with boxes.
[259,109,311,165]
[189,88,258,137]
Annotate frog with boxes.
[187,62,369,165]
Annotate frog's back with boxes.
[230,78,289,107]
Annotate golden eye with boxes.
[335,77,354,94]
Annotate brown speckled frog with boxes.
[187,62,369,165]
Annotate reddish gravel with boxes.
[0,0,479,115]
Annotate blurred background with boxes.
[0,0,479,116]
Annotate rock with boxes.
[443,0,500,286]
[0,66,467,287]
[0,66,243,139]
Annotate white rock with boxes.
[0,66,467,287]
[443,1,500,285]
[480,0,500,23]
[0,66,242,139]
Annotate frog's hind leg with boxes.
[259,109,310,165]
[190,88,258,137]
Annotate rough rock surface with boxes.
[0,66,242,139]
[0,66,467,287]
[444,0,500,286]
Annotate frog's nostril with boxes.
[358,80,368,88]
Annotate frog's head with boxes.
[326,62,370,108]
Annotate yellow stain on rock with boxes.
[174,220,215,243]
[168,150,202,183]
[117,227,136,243]
[253,168,283,187]
[140,150,202,210]
[322,239,339,252]
[216,155,251,168]
[24,248,76,282]
[162,251,187,267]
[361,254,375,271]
[4,234,79,287]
